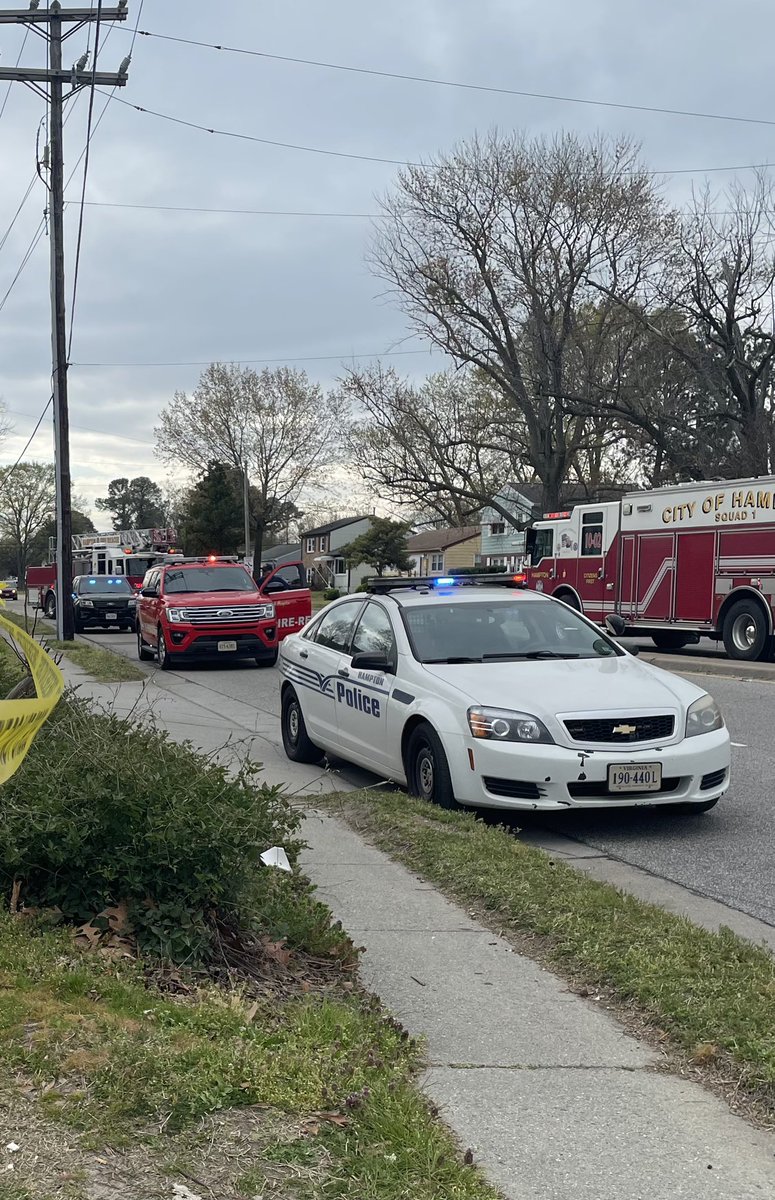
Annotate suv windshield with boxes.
[403,598,622,663]
[163,566,255,595]
[77,577,134,595]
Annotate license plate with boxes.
[105,612,117,620]
[217,640,237,652]
[608,763,662,792]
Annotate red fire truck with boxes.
[523,477,775,661]
[26,527,180,618]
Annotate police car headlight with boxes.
[468,707,554,744]
[167,608,186,623]
[685,695,724,737]
[78,598,94,608]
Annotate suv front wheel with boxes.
[157,627,174,671]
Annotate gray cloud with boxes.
[1,0,774,513]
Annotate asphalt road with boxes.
[57,621,775,930]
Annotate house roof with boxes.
[302,515,372,539]
[406,525,481,553]
[261,542,301,562]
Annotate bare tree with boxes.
[0,461,56,581]
[670,177,775,475]
[372,130,671,508]
[155,363,345,573]
[0,400,11,451]
[344,366,524,525]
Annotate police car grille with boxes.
[563,715,674,743]
[178,606,267,625]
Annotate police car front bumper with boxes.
[443,727,731,810]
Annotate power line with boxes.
[102,91,775,178]
[69,348,432,367]
[103,92,419,166]
[0,25,31,125]
[79,200,378,217]
[4,404,155,449]
[124,27,775,132]
[2,396,52,477]
[77,198,775,221]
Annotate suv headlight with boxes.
[256,603,275,619]
[685,694,724,737]
[468,706,554,744]
[166,608,186,623]
[78,598,94,608]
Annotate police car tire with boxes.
[282,688,324,764]
[407,724,458,811]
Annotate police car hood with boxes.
[419,653,704,715]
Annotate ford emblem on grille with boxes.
[217,609,234,617]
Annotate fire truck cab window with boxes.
[581,512,604,557]
[530,528,554,566]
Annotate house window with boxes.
[490,522,505,536]
[319,535,329,552]
[333,558,346,575]
[430,553,444,574]
[306,537,315,554]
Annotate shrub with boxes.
[323,587,340,601]
[0,698,303,961]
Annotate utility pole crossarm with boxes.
[0,8,129,23]
[0,68,128,85]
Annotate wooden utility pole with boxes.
[0,3,130,638]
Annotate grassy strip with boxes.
[325,789,775,1107]
[1,608,144,682]
[0,915,497,1198]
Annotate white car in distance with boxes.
[279,576,731,813]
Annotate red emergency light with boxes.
[542,511,571,520]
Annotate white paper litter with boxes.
[260,846,291,872]
[5,1144,19,1154]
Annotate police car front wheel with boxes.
[406,723,457,811]
[281,687,325,764]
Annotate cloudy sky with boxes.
[1,0,773,519]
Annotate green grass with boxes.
[325,789,775,1108]
[0,914,498,1199]
[0,609,144,682]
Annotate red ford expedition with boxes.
[136,558,310,670]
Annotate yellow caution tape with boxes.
[0,610,64,784]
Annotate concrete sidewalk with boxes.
[60,666,775,1199]
[301,811,775,1200]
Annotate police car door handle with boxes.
[338,668,350,678]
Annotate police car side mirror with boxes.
[351,651,393,674]
[605,614,627,637]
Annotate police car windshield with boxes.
[164,566,255,594]
[77,577,134,595]
[404,598,622,663]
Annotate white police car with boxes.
[278,576,730,812]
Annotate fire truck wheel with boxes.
[44,592,56,619]
[157,627,175,671]
[722,599,770,661]
[651,632,691,651]
[554,589,580,611]
[137,626,154,661]
[281,687,324,764]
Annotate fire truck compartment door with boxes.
[674,531,715,621]
[635,533,675,621]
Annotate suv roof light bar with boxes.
[366,572,528,594]
[159,554,240,564]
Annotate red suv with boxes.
[136,558,310,670]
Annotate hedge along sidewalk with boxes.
[315,791,775,1125]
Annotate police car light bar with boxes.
[367,573,528,594]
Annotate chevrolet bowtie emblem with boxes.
[613,723,637,735]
